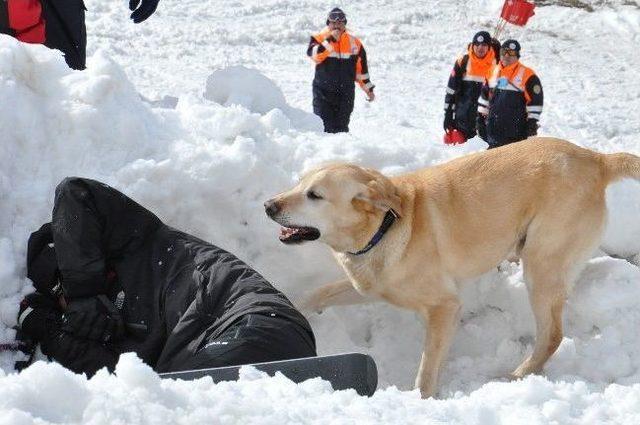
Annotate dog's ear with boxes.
[354,169,402,217]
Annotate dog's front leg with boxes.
[301,279,374,314]
[415,299,461,398]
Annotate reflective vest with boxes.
[478,60,544,146]
[462,46,496,83]
[307,28,374,93]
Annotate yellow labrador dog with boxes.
[264,137,640,398]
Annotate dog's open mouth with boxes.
[279,226,320,244]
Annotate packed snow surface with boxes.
[1,0,639,423]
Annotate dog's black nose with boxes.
[264,199,280,217]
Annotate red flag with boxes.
[500,0,535,26]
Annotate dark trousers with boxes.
[181,313,317,371]
[487,135,526,149]
[313,84,355,133]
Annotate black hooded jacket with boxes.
[32,177,314,373]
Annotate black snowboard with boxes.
[159,352,378,396]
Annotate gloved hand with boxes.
[18,293,63,342]
[129,0,159,23]
[62,295,125,343]
[365,87,375,102]
[526,119,538,137]
[443,108,455,131]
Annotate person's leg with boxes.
[182,313,316,371]
[334,90,354,133]
[313,85,336,133]
[41,0,87,70]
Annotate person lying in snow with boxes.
[16,177,316,376]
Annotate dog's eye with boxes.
[307,190,323,200]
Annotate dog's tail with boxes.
[602,152,640,185]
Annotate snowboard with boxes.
[159,352,378,396]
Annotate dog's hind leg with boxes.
[510,272,566,379]
[511,202,605,379]
[415,298,461,398]
[301,279,375,314]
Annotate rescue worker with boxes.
[0,0,159,70]
[307,8,375,133]
[477,39,543,149]
[17,177,316,376]
[443,31,499,143]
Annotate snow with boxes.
[1,0,640,422]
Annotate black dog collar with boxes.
[348,209,399,256]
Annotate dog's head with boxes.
[264,163,402,252]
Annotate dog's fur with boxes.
[264,137,640,397]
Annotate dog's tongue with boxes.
[280,227,299,239]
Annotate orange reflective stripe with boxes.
[313,30,361,56]
[520,66,536,103]
[490,61,537,102]
[312,28,331,43]
[311,30,333,63]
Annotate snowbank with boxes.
[2,354,640,424]
[204,65,322,131]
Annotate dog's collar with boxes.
[348,209,399,256]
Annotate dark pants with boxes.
[313,84,355,133]
[42,0,87,70]
[181,313,317,371]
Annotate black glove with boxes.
[443,109,455,131]
[526,119,538,137]
[62,295,125,343]
[129,0,159,23]
[18,293,63,342]
[476,114,488,142]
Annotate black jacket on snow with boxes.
[35,177,314,374]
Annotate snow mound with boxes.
[203,66,322,131]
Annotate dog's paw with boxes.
[509,358,541,381]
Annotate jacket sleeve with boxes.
[524,74,543,122]
[476,81,491,141]
[445,56,466,113]
[477,79,491,116]
[51,177,162,299]
[355,44,374,92]
[307,34,333,64]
